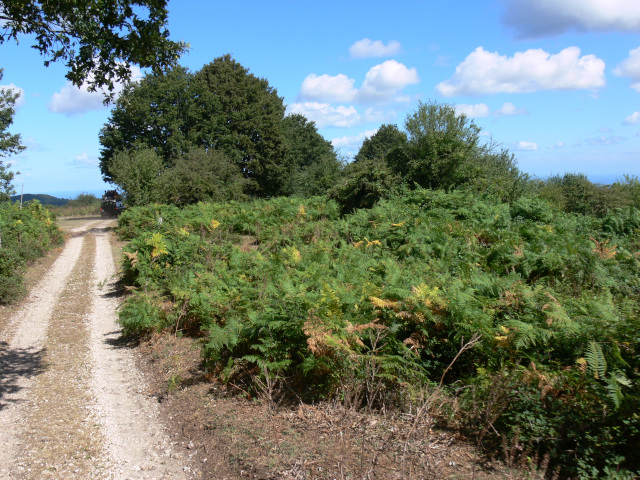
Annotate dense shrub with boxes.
[0,201,63,302]
[116,191,640,478]
[535,173,633,217]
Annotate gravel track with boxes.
[0,219,193,479]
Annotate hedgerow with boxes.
[0,200,63,302]
[116,191,640,478]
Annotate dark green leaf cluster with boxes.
[100,56,341,200]
[0,200,63,302]
[116,190,640,476]
[107,147,247,207]
[0,0,186,96]
[331,101,529,213]
[534,173,640,217]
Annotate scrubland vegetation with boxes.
[49,193,101,217]
[96,56,640,478]
[116,191,640,478]
[0,201,63,302]
[2,51,639,477]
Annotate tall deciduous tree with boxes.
[109,147,163,206]
[281,113,341,196]
[402,100,483,190]
[99,66,196,180]
[101,56,292,198]
[155,148,246,206]
[329,158,402,215]
[0,0,186,95]
[354,124,407,164]
[331,100,528,213]
[193,55,288,197]
[0,69,23,201]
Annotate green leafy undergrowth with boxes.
[0,200,63,302]
[116,191,640,478]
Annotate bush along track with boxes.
[116,190,640,479]
[0,200,63,303]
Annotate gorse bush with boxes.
[117,190,640,478]
[0,200,63,302]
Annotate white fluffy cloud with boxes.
[349,39,401,58]
[288,102,362,128]
[0,83,25,108]
[331,129,379,155]
[614,47,640,92]
[495,102,528,116]
[299,74,358,103]
[48,82,105,115]
[455,102,527,118]
[359,60,419,102]
[514,141,538,151]
[455,103,491,118]
[299,60,418,104]
[48,66,142,116]
[287,103,390,129]
[624,111,640,125]
[436,47,605,96]
[548,141,565,149]
[503,0,640,38]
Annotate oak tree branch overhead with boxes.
[0,0,187,99]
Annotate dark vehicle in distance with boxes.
[100,190,125,217]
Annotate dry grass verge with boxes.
[134,334,550,480]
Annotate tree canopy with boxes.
[0,0,186,95]
[155,148,247,206]
[402,100,483,190]
[100,56,336,200]
[332,101,528,213]
[281,114,341,196]
[99,65,196,177]
[354,124,407,164]
[193,55,288,197]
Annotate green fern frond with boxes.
[585,341,607,380]
[505,319,552,349]
[605,370,631,409]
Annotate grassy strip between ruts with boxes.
[13,233,109,478]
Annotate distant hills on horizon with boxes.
[10,194,70,206]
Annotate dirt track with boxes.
[0,219,194,479]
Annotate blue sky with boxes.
[2,0,640,197]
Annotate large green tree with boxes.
[101,56,292,198]
[332,101,527,213]
[109,147,163,206]
[193,55,288,197]
[402,100,483,190]
[0,0,186,95]
[0,69,24,201]
[281,113,341,196]
[354,124,407,164]
[155,148,247,206]
[329,158,402,214]
[99,66,196,180]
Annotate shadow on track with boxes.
[0,341,47,411]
